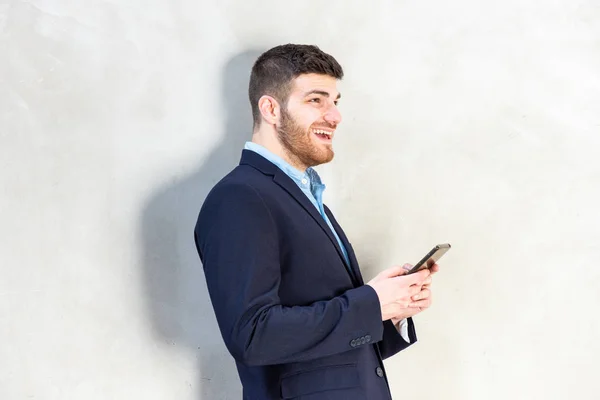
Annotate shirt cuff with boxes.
[395,318,411,343]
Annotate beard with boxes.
[277,107,335,169]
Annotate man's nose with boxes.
[323,105,342,126]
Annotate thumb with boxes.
[380,264,413,278]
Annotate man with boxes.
[194,44,439,400]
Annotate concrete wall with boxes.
[2,1,599,399]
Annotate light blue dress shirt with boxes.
[244,142,351,268]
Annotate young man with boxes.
[194,44,439,400]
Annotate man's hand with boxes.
[390,263,440,325]
[366,266,430,321]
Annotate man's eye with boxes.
[309,98,320,103]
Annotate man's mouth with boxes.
[312,128,334,141]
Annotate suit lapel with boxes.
[324,206,364,285]
[272,172,349,268]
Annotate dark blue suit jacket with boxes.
[194,150,417,399]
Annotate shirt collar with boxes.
[244,141,324,190]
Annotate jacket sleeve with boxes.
[194,182,385,366]
[378,318,417,360]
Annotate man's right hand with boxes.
[366,265,431,321]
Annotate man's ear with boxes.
[258,95,280,125]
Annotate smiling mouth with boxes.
[312,128,334,141]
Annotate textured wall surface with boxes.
[1,1,599,399]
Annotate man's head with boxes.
[249,44,344,170]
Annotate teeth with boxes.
[313,129,332,136]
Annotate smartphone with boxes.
[406,243,451,274]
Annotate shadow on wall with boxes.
[140,50,262,399]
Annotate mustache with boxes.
[310,122,337,130]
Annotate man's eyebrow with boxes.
[304,90,342,100]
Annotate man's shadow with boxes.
[141,50,261,399]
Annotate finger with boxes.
[396,301,411,309]
[409,268,431,284]
[394,285,421,303]
[394,270,429,288]
[408,298,432,308]
[409,285,422,297]
[402,263,413,274]
[412,288,430,301]
[380,264,411,279]
[429,263,440,274]
[422,276,433,286]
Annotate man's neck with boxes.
[251,129,308,173]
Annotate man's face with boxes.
[276,73,342,169]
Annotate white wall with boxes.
[2,1,599,399]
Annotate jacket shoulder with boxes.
[207,164,271,200]
[196,164,275,226]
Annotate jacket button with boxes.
[365,335,371,343]
[350,339,357,347]
[376,367,384,378]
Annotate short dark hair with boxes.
[248,44,344,128]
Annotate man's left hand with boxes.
[390,263,440,325]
